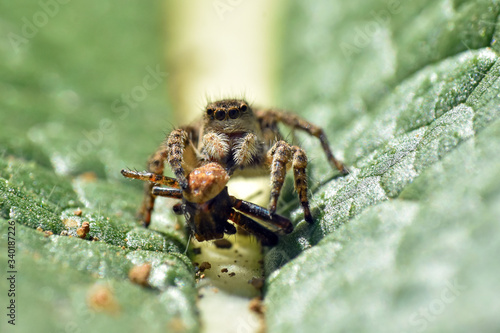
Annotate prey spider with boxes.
[138,98,348,227]
[122,163,293,246]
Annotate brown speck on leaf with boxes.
[36,227,43,232]
[129,263,152,287]
[77,221,90,239]
[200,274,205,279]
[229,272,236,277]
[192,247,202,255]
[213,239,232,249]
[44,231,53,237]
[87,284,120,315]
[221,268,228,273]
[249,297,264,315]
[74,208,82,216]
[199,262,211,272]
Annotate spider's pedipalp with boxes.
[201,132,230,161]
[233,132,261,167]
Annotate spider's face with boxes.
[203,99,257,133]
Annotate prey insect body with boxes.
[122,163,293,246]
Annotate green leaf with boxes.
[266,1,500,332]
[0,1,198,332]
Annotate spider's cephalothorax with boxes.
[138,99,348,226]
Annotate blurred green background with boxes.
[1,0,500,332]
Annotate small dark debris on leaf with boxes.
[128,263,152,287]
[248,277,265,289]
[229,272,236,277]
[221,268,228,273]
[213,239,232,249]
[199,262,211,272]
[192,247,202,255]
[74,208,82,216]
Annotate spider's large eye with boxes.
[240,104,247,112]
[206,108,215,118]
[215,110,226,121]
[228,108,240,119]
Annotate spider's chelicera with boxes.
[124,98,348,230]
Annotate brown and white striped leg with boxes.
[166,128,190,189]
[267,140,292,216]
[291,146,313,223]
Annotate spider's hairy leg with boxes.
[233,133,261,167]
[201,132,230,161]
[267,140,292,216]
[167,128,190,189]
[258,109,348,174]
[291,146,313,223]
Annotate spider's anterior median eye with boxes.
[207,108,215,118]
[240,104,247,112]
[228,108,240,119]
[215,110,226,121]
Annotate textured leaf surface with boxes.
[0,1,198,332]
[265,1,500,332]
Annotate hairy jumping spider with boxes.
[138,99,348,226]
[122,163,293,246]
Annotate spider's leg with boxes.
[166,128,191,189]
[257,109,348,174]
[231,197,293,234]
[135,142,169,227]
[267,140,292,216]
[290,146,313,224]
[121,169,179,188]
[152,186,183,199]
[229,210,279,246]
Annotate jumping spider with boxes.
[138,99,348,227]
[122,163,293,246]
